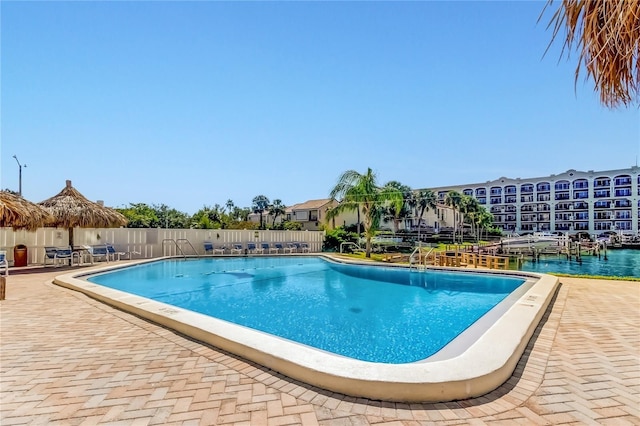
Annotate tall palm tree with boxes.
[225,199,235,218]
[269,199,286,227]
[444,190,463,243]
[413,189,437,230]
[543,0,639,108]
[382,181,412,234]
[460,196,482,242]
[476,209,495,241]
[251,195,270,230]
[328,168,403,257]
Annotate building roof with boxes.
[287,198,334,212]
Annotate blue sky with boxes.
[2,1,638,214]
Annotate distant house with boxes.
[286,199,339,231]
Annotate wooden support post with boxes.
[0,275,6,300]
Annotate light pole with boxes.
[12,155,26,196]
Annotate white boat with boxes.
[497,232,564,251]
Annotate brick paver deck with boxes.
[1,265,638,425]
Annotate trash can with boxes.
[14,244,27,267]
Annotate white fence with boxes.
[0,227,326,266]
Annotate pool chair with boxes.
[84,245,110,264]
[247,243,264,254]
[262,242,278,254]
[274,243,285,254]
[213,245,227,255]
[203,242,214,254]
[0,250,8,276]
[299,242,310,253]
[285,243,298,253]
[230,244,243,255]
[44,246,80,267]
[105,243,135,261]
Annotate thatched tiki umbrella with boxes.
[0,191,54,230]
[543,0,640,107]
[39,180,128,247]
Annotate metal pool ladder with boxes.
[409,246,435,272]
[162,238,199,257]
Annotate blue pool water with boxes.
[517,249,639,278]
[87,257,526,363]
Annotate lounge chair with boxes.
[285,243,297,253]
[261,242,278,254]
[299,242,310,253]
[44,246,80,267]
[247,243,264,254]
[274,243,285,254]
[106,244,134,261]
[213,244,226,255]
[0,250,8,276]
[203,242,214,254]
[84,245,110,263]
[230,244,243,255]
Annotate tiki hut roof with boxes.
[543,0,640,107]
[0,191,55,231]
[38,180,127,229]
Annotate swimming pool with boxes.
[517,249,639,278]
[55,255,559,402]
[86,257,526,363]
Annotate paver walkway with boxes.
[1,265,638,425]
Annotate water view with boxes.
[516,249,639,278]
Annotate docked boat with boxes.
[497,232,565,251]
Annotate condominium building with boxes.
[427,166,639,236]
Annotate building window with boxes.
[555,180,570,190]
[537,182,550,191]
[504,185,516,195]
[475,188,486,196]
[615,199,631,208]
[573,179,589,189]
[614,175,631,186]
[615,189,632,197]
[521,184,534,193]
[593,177,611,187]
[309,210,318,221]
[574,201,588,209]
[594,200,611,208]
[573,190,589,199]
[594,189,611,198]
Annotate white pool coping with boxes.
[53,255,559,402]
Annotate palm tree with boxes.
[476,209,495,241]
[269,199,286,227]
[251,195,270,230]
[225,199,235,217]
[460,196,482,242]
[543,0,639,108]
[413,189,437,231]
[328,168,403,257]
[382,181,412,234]
[444,190,463,243]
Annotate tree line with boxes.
[115,196,301,230]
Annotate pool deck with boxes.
[1,263,638,425]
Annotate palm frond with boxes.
[543,0,640,107]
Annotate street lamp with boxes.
[12,155,26,196]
